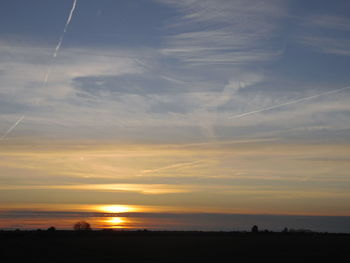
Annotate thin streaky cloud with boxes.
[141,160,206,174]
[305,14,350,31]
[229,86,350,119]
[0,115,25,140]
[298,35,350,56]
[159,0,286,65]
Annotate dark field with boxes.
[1,230,349,262]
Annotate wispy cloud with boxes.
[297,13,350,55]
[141,160,207,174]
[0,1,349,143]
[0,43,145,111]
[298,36,350,56]
[0,183,192,195]
[304,14,350,32]
[229,86,350,119]
[158,0,287,65]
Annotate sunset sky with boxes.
[0,0,350,232]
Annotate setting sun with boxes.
[97,205,136,214]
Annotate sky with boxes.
[0,0,350,232]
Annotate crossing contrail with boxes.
[0,115,25,140]
[230,86,350,119]
[2,1,78,141]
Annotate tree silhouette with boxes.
[282,227,289,233]
[47,226,56,232]
[73,221,91,231]
[251,225,259,233]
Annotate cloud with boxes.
[0,183,192,195]
[157,0,287,65]
[298,36,350,56]
[0,96,30,114]
[297,13,350,55]
[228,86,350,120]
[0,42,145,104]
[1,2,349,143]
[74,74,183,96]
[304,14,350,31]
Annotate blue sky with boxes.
[0,0,349,142]
[0,0,350,231]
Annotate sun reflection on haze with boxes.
[103,217,127,229]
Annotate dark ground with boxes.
[1,230,349,262]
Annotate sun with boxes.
[97,205,135,213]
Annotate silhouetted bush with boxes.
[73,221,91,231]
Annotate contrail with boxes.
[2,1,78,141]
[141,160,205,174]
[0,115,25,140]
[230,86,350,119]
[53,0,77,59]
[42,0,78,87]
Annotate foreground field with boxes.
[1,231,349,262]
